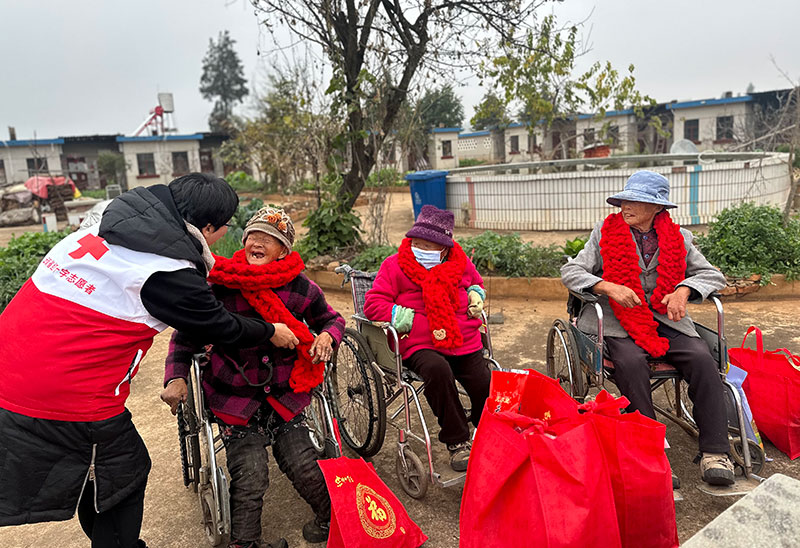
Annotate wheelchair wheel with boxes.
[396,445,428,499]
[546,319,586,402]
[731,436,766,476]
[328,328,387,457]
[178,378,201,492]
[306,390,328,458]
[199,486,224,547]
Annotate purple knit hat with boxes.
[406,205,455,248]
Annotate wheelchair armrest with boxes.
[352,313,391,330]
[568,289,598,304]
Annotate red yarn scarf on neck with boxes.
[599,211,687,357]
[397,237,468,350]
[207,249,321,393]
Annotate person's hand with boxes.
[160,378,188,415]
[309,332,334,364]
[661,286,691,321]
[270,323,299,349]
[467,290,484,318]
[596,281,641,308]
[392,305,415,333]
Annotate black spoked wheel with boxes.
[177,375,201,492]
[328,328,387,457]
[731,436,766,476]
[546,319,586,402]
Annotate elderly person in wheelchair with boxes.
[364,205,490,472]
[161,207,345,548]
[561,170,734,487]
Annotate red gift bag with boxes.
[486,369,578,419]
[318,456,427,548]
[460,406,621,548]
[729,326,800,459]
[579,392,678,548]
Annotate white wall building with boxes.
[668,96,753,152]
[0,139,64,185]
[117,134,202,188]
[428,128,461,170]
[456,130,494,164]
[575,109,638,155]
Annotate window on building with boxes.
[583,128,595,146]
[716,116,734,141]
[527,133,538,153]
[172,151,190,175]
[26,157,48,176]
[509,135,520,154]
[441,140,453,158]
[0,160,5,185]
[684,119,700,143]
[607,125,620,146]
[137,153,156,176]
[199,149,214,173]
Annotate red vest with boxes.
[0,225,192,421]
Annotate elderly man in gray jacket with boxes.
[561,170,733,486]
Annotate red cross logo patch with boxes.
[68,234,109,260]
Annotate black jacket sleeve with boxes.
[141,268,275,346]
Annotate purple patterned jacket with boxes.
[164,272,345,423]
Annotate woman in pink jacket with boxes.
[364,205,490,471]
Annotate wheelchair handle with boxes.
[568,289,598,304]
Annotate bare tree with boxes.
[250,0,547,210]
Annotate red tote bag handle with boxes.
[765,348,800,371]
[740,326,765,369]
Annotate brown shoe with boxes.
[700,453,735,486]
[447,441,471,472]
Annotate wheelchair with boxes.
[176,353,341,546]
[546,289,766,495]
[330,264,502,499]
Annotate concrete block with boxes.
[683,474,800,547]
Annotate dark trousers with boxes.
[77,480,145,548]
[404,349,491,445]
[221,412,331,544]
[605,322,730,454]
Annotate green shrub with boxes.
[458,158,486,168]
[81,189,107,200]
[299,200,361,260]
[776,144,800,169]
[0,230,72,310]
[458,231,565,277]
[225,171,263,193]
[349,245,397,272]
[229,198,265,231]
[695,202,800,281]
[367,168,404,187]
[561,236,588,258]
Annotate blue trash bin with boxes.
[405,170,449,219]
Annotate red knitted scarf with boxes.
[599,211,687,357]
[397,238,468,350]
[207,249,321,393]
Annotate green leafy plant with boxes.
[366,168,404,188]
[80,189,107,200]
[225,171,263,193]
[349,245,397,271]
[299,200,362,260]
[695,202,800,282]
[458,231,565,277]
[458,158,486,168]
[561,236,587,259]
[0,230,72,310]
[228,198,265,231]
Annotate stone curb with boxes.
[306,270,800,301]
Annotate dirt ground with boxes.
[1,191,797,547]
[2,292,799,548]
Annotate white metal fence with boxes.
[446,153,792,231]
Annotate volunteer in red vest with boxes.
[0,173,299,548]
[364,205,490,472]
[560,170,733,486]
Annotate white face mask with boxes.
[411,246,443,270]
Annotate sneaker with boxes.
[700,453,735,486]
[447,440,471,472]
[303,517,330,543]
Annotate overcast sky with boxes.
[1,0,798,139]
